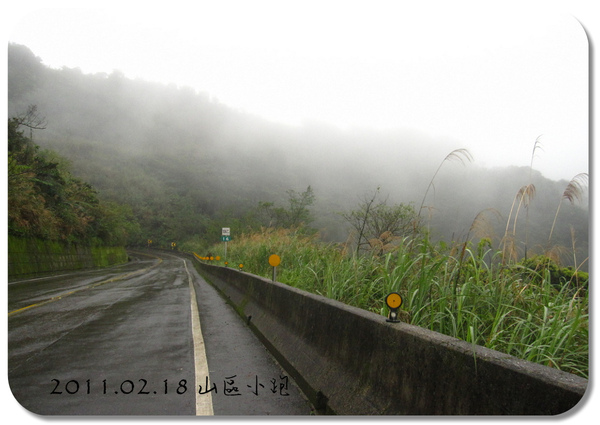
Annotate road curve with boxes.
[8,250,312,415]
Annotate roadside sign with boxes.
[221,229,231,258]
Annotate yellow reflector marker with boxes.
[268,254,281,267]
[385,292,403,323]
[386,292,402,309]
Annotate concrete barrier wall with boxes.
[8,236,128,278]
[193,259,588,415]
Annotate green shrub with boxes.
[518,255,588,288]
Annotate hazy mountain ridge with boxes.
[7,44,588,266]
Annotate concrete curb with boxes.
[193,259,588,415]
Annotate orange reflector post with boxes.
[268,254,281,267]
[385,292,403,323]
[269,254,281,281]
[386,292,402,309]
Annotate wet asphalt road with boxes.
[8,250,312,416]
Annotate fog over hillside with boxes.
[7,44,588,267]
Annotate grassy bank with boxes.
[203,228,588,378]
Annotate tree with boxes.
[7,115,56,238]
[342,187,380,256]
[11,105,47,141]
[253,186,316,230]
[343,189,418,255]
[285,185,315,228]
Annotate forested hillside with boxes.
[7,43,588,268]
[8,107,139,245]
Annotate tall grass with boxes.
[205,228,588,378]
[548,172,589,243]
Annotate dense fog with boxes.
[7,44,588,267]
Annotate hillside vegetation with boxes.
[8,108,139,245]
[8,43,588,269]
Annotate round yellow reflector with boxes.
[268,254,281,267]
[386,292,403,309]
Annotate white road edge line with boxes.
[184,259,214,416]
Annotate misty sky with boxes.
[5,0,592,181]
